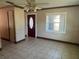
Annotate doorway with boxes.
[27,14,36,37]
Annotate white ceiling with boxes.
[36,0,79,8]
[36,0,79,3]
[0,0,79,8]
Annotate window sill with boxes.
[46,31,66,34]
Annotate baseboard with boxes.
[0,48,2,51]
[1,37,10,41]
[15,39,26,44]
[25,35,27,37]
[37,36,79,46]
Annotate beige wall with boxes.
[14,7,25,42]
[37,6,79,44]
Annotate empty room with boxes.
[0,0,79,59]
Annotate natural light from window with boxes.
[54,15,60,32]
[29,17,33,29]
[46,13,66,33]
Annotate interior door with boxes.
[8,10,15,42]
[27,15,35,37]
[0,8,10,40]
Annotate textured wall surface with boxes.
[14,7,25,42]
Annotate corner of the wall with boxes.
[0,48,2,51]
[14,38,26,44]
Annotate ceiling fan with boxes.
[6,0,49,12]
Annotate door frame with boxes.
[26,13,37,38]
[7,10,16,42]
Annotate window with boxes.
[46,13,66,33]
[29,17,33,29]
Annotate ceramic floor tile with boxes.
[0,37,79,59]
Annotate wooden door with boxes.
[8,10,15,42]
[0,8,10,40]
[27,15,35,37]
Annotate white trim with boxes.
[46,12,67,15]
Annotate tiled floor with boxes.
[0,37,79,59]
